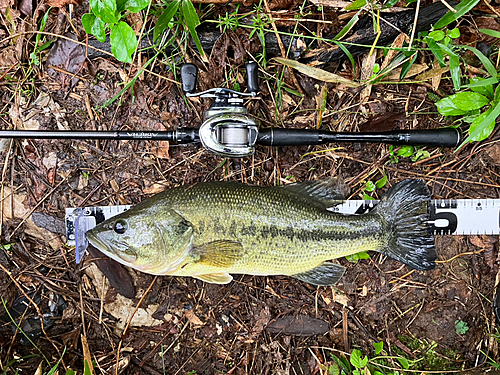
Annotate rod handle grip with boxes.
[399,128,461,147]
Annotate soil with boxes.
[1,1,500,374]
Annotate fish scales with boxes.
[86,179,437,286]
[157,183,385,275]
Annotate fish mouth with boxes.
[85,230,112,256]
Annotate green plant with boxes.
[436,76,500,145]
[30,8,53,66]
[328,341,413,375]
[153,0,205,59]
[81,0,150,62]
[455,319,469,335]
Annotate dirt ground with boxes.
[1,0,500,374]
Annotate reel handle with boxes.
[246,61,259,94]
[181,64,198,94]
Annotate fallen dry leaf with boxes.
[386,63,428,81]
[46,0,79,7]
[266,315,330,336]
[485,142,500,165]
[415,64,450,82]
[185,309,206,326]
[274,57,360,87]
[381,33,406,71]
[46,33,85,88]
[143,182,168,195]
[360,52,377,103]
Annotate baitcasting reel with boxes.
[181,62,261,158]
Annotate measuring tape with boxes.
[65,199,500,245]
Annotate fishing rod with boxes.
[0,62,461,157]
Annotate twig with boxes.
[408,0,420,51]
[436,249,485,264]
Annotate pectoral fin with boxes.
[195,272,233,284]
[193,240,244,268]
[292,262,346,286]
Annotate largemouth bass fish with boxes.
[86,179,437,286]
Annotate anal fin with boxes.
[194,272,233,284]
[292,262,346,286]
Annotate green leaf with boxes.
[411,149,430,162]
[334,11,359,40]
[448,27,460,38]
[82,13,106,42]
[468,107,496,142]
[181,0,205,59]
[362,192,375,200]
[436,92,489,116]
[117,0,149,12]
[479,28,500,39]
[397,357,410,369]
[400,52,417,80]
[428,30,445,41]
[90,0,118,24]
[365,181,376,192]
[375,174,387,189]
[434,0,480,29]
[425,37,445,66]
[347,251,370,262]
[397,145,414,157]
[449,52,461,91]
[382,0,399,8]
[65,370,75,375]
[345,0,366,10]
[110,21,137,62]
[154,0,180,41]
[461,45,497,77]
[350,349,367,369]
[373,341,384,355]
[328,363,340,375]
[435,42,461,90]
[465,77,497,98]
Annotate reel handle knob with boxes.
[246,61,259,94]
[181,64,198,94]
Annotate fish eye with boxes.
[113,220,127,234]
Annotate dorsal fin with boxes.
[278,178,348,208]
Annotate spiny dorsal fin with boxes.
[278,179,348,208]
[292,262,346,286]
[192,240,244,268]
[194,272,233,284]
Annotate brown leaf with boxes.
[143,182,167,195]
[46,0,79,7]
[274,57,360,87]
[470,235,487,249]
[485,143,500,165]
[19,0,32,17]
[358,113,405,132]
[46,33,85,88]
[251,306,271,337]
[185,309,206,326]
[87,245,136,299]
[266,315,330,336]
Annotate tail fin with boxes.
[375,179,437,270]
